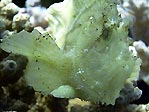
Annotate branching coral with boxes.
[132,41,149,85]
[12,13,33,32]
[0,0,33,32]
[116,81,142,104]
[25,0,48,28]
[117,0,149,45]
[0,0,48,33]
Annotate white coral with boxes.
[117,0,149,44]
[133,41,149,85]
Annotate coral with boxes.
[0,78,30,111]
[0,0,141,105]
[0,76,66,112]
[0,17,12,31]
[0,0,34,32]
[68,99,149,112]
[132,41,149,85]
[0,18,6,31]
[68,98,90,111]
[48,97,68,112]
[69,105,90,112]
[0,30,13,40]
[0,3,19,18]
[0,54,28,86]
[0,0,12,10]
[12,13,34,32]
[26,0,41,7]
[0,0,19,31]
[117,0,149,45]
[116,81,142,104]
[7,78,35,103]
[25,0,48,28]
[127,104,149,112]
[28,93,52,112]
[7,100,29,112]
[0,0,49,33]
[68,82,142,112]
